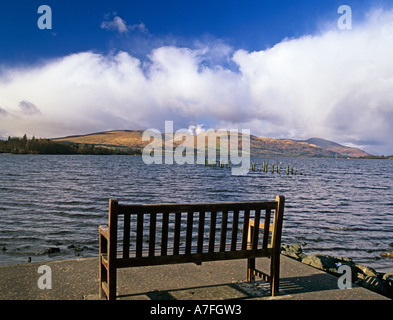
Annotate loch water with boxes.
[0,154,392,273]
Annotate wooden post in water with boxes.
[277,165,280,174]
[286,165,289,175]
[271,163,275,173]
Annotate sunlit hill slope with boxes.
[52,130,370,158]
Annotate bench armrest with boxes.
[99,225,109,240]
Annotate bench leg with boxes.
[107,267,117,300]
[270,253,280,296]
[247,258,255,282]
[99,257,105,299]
[98,260,117,300]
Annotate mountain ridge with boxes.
[51,130,370,158]
[291,137,369,158]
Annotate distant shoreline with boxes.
[1,152,392,160]
[0,136,142,156]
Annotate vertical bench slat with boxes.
[197,211,205,253]
[136,213,144,257]
[185,212,193,254]
[208,211,217,252]
[252,209,261,249]
[262,209,271,249]
[149,213,157,257]
[123,214,130,258]
[220,211,228,252]
[231,210,239,251]
[161,213,169,256]
[241,209,250,250]
[173,212,181,255]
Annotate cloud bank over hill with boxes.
[0,8,392,155]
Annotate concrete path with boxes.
[0,255,390,300]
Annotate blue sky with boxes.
[0,0,381,63]
[1,0,393,154]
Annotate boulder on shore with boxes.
[353,264,378,278]
[280,243,393,298]
[44,247,60,254]
[280,243,307,261]
[301,254,355,275]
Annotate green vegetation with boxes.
[0,135,142,155]
[359,155,393,160]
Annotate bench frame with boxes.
[99,195,285,300]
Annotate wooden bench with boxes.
[99,195,285,300]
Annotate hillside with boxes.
[293,138,369,158]
[52,130,370,158]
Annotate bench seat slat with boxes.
[114,248,272,268]
[101,242,271,262]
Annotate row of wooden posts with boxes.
[203,159,304,175]
[255,161,299,175]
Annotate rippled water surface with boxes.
[0,154,392,272]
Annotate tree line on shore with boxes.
[0,135,142,155]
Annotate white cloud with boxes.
[101,16,128,33]
[188,124,205,135]
[1,8,393,154]
[101,15,147,34]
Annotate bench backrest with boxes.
[105,196,285,262]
